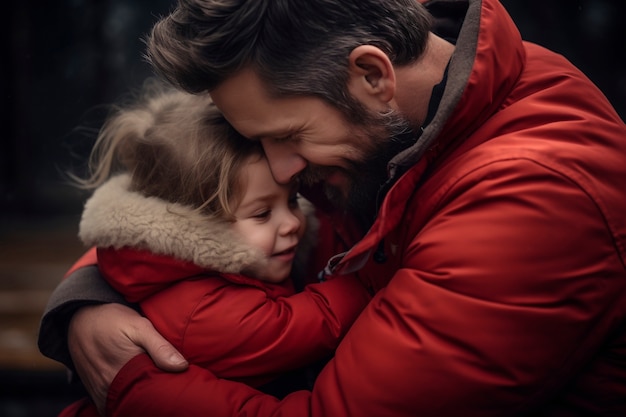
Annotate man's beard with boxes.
[299,108,417,230]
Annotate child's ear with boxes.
[346,45,396,108]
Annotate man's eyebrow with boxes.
[244,123,299,141]
[246,129,289,141]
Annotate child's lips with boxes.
[272,246,296,258]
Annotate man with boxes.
[40,0,626,415]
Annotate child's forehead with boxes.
[238,157,295,199]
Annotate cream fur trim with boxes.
[79,174,266,273]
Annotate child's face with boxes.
[232,156,306,283]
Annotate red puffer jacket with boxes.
[72,173,370,388]
[98,247,370,387]
[105,0,626,415]
[56,171,370,417]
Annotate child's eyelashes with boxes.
[251,210,271,221]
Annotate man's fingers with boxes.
[67,303,187,416]
[128,316,188,372]
[152,343,189,372]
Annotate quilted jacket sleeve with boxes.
[126,271,371,383]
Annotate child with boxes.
[61,81,371,417]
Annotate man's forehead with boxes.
[212,95,303,141]
[210,68,268,112]
[210,71,275,136]
[216,106,293,141]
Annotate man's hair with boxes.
[76,79,263,220]
[146,0,432,117]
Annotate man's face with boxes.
[211,68,413,213]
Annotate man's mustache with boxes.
[297,165,339,186]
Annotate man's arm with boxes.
[38,264,188,415]
[38,265,129,369]
[69,303,188,416]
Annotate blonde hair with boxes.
[76,80,263,220]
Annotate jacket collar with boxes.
[332,0,526,274]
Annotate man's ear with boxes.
[347,45,396,106]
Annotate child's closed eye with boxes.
[252,210,271,221]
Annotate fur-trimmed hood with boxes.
[79,174,317,275]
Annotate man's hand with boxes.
[68,303,188,415]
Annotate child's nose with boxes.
[280,211,302,235]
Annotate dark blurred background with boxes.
[1,1,625,416]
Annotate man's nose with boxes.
[261,139,307,184]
